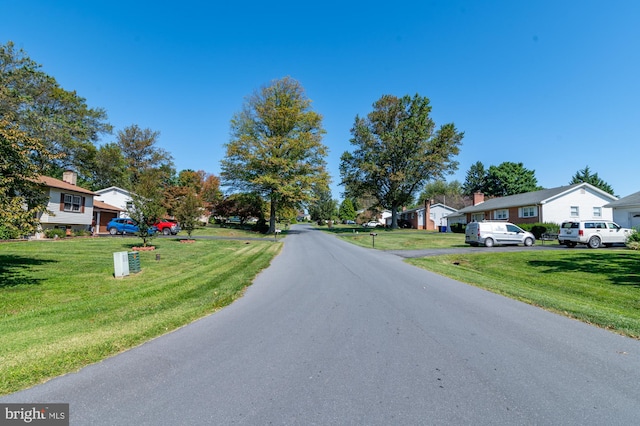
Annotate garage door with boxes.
[631,212,640,229]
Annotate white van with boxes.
[465,221,535,247]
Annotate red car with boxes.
[154,220,181,235]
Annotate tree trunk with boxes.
[390,204,399,229]
[268,194,277,234]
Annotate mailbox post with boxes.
[370,232,378,248]
[274,229,282,242]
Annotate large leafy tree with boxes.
[569,165,615,195]
[0,119,58,238]
[216,192,265,225]
[0,41,111,182]
[484,162,541,197]
[340,94,463,229]
[462,161,487,196]
[116,124,174,189]
[221,77,329,234]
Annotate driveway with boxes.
[3,224,640,424]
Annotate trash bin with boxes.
[439,226,447,233]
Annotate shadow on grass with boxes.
[0,255,58,288]
[528,252,640,288]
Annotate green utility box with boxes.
[128,251,141,274]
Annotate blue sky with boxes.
[3,1,639,199]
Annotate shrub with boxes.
[450,223,466,234]
[44,229,66,239]
[73,229,92,237]
[518,222,559,239]
[626,227,640,249]
[0,226,21,240]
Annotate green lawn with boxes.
[325,227,474,250]
[407,250,640,338]
[0,237,281,395]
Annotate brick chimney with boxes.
[473,192,484,206]
[62,170,77,185]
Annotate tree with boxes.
[462,161,487,196]
[90,142,129,190]
[127,170,166,247]
[484,162,541,197]
[116,124,174,189]
[417,180,465,209]
[338,198,357,222]
[340,94,463,229]
[221,77,329,234]
[175,189,202,238]
[1,41,111,181]
[0,119,58,238]
[569,165,615,195]
[308,186,338,223]
[216,193,265,225]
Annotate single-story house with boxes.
[603,191,640,229]
[398,202,458,230]
[35,172,96,238]
[453,183,618,225]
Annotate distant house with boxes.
[35,172,95,238]
[398,202,458,230]
[453,183,618,225]
[604,191,640,229]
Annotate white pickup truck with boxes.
[558,220,635,248]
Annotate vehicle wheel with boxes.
[524,237,534,247]
[484,238,494,248]
[109,227,117,235]
[163,228,170,236]
[588,236,601,249]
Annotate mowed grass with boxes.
[0,237,281,395]
[326,227,471,250]
[407,249,640,338]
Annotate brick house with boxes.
[454,183,618,225]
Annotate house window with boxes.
[494,209,508,220]
[63,194,82,212]
[519,206,538,218]
[570,206,579,217]
[593,207,602,218]
[471,213,485,222]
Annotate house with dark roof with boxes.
[604,191,640,229]
[398,202,457,230]
[35,171,122,237]
[452,183,618,225]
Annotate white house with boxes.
[94,186,133,215]
[604,191,640,229]
[453,183,618,225]
[35,172,96,238]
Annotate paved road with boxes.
[3,224,640,424]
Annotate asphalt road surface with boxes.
[3,224,640,425]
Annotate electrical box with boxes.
[128,251,141,274]
[113,251,130,278]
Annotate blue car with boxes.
[106,218,157,235]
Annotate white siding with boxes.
[39,188,93,226]
[94,187,133,217]
[612,207,640,228]
[542,186,615,224]
[430,205,457,227]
